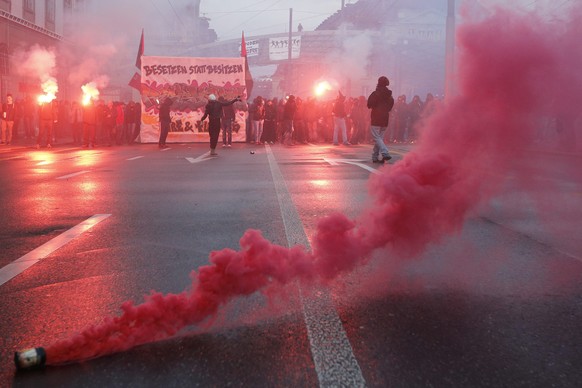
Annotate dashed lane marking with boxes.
[56,170,90,180]
[0,214,111,287]
[266,144,366,388]
[324,157,380,175]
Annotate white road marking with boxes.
[324,157,380,174]
[266,145,366,387]
[0,214,111,287]
[185,152,211,164]
[127,156,144,161]
[56,170,90,180]
[1,156,23,161]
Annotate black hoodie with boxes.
[367,85,394,127]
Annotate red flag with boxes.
[241,31,253,98]
[135,29,144,69]
[128,72,142,92]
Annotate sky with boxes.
[198,0,347,40]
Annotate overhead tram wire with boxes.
[202,0,275,23]
[238,12,334,37]
[148,0,173,26]
[220,0,286,39]
[167,0,187,29]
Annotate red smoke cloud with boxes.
[45,5,582,365]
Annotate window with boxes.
[24,0,34,12]
[23,0,34,23]
[0,0,11,13]
[46,0,55,24]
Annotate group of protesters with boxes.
[243,88,438,147]
[0,96,142,148]
[1,80,438,153]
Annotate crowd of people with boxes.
[0,96,142,149]
[242,89,438,148]
[1,80,439,157]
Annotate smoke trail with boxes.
[42,5,582,365]
[12,44,57,82]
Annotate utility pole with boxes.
[445,0,456,99]
[288,8,293,94]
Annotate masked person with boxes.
[367,76,394,163]
[200,94,240,156]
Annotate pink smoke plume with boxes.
[11,45,59,102]
[44,5,582,365]
[12,44,57,83]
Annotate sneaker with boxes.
[343,142,352,146]
[227,144,232,147]
[372,159,385,164]
[222,144,227,148]
[382,154,392,161]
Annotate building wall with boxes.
[0,0,65,100]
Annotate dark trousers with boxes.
[83,123,96,146]
[72,122,82,144]
[264,120,276,143]
[222,118,233,145]
[159,120,170,146]
[23,117,34,138]
[209,120,221,149]
[37,119,53,146]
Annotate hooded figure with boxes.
[367,76,395,163]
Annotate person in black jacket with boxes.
[158,97,173,148]
[367,76,395,163]
[281,95,296,146]
[200,93,240,156]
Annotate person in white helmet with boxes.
[200,93,240,156]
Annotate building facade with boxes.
[0,0,68,100]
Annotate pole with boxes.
[445,0,456,99]
[288,8,293,94]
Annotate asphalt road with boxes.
[1,141,581,387]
